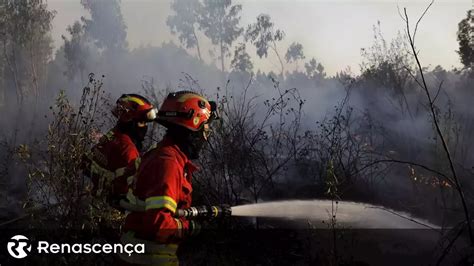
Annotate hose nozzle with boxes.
[175,205,231,219]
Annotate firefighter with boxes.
[119,91,218,265]
[83,94,157,207]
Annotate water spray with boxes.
[176,200,440,230]
[230,200,440,229]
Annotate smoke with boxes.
[0,0,472,234]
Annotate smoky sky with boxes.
[48,0,470,76]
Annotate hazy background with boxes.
[48,0,471,76]
[1,1,474,263]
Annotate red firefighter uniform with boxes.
[119,91,217,265]
[84,128,140,197]
[83,94,157,200]
[121,136,197,263]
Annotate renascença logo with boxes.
[7,235,32,259]
[6,235,144,259]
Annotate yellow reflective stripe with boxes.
[120,190,146,212]
[126,189,136,203]
[89,160,114,196]
[126,175,135,185]
[115,157,140,185]
[114,166,126,177]
[125,96,146,106]
[176,93,207,103]
[117,158,141,185]
[145,196,177,213]
[134,157,141,169]
[90,161,114,180]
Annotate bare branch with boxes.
[413,0,434,44]
[432,80,444,104]
[402,65,425,89]
[397,5,407,23]
[403,2,474,245]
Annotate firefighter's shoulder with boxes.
[149,141,186,166]
[112,130,137,149]
[137,145,183,192]
[137,145,180,176]
[112,131,139,159]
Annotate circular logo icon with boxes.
[7,235,32,259]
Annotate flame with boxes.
[408,166,451,188]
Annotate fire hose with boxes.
[119,199,232,220]
[174,205,232,220]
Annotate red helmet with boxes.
[112,94,157,123]
[156,91,218,131]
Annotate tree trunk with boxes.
[29,43,40,103]
[3,42,21,104]
[271,42,284,78]
[0,72,4,107]
[220,39,225,72]
[192,29,202,61]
